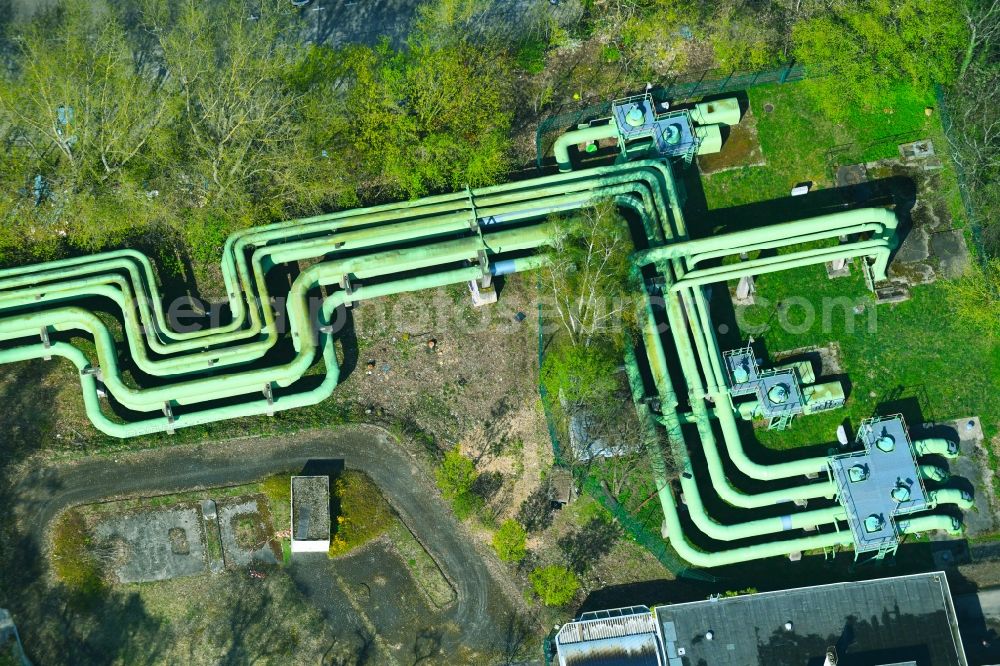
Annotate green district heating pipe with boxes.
[0,153,961,564]
[552,98,742,172]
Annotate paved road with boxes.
[954,588,1000,665]
[11,426,519,658]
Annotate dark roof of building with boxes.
[654,572,965,666]
[549,469,575,504]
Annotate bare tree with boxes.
[960,0,1000,78]
[148,0,347,210]
[1,4,169,184]
[541,200,637,348]
[944,59,1000,254]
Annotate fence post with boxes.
[779,61,793,84]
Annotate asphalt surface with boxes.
[10,426,520,659]
[955,588,1000,665]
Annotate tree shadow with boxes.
[558,517,621,574]
[487,614,535,665]
[0,357,172,663]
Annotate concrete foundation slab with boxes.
[95,507,207,583]
[218,498,279,568]
[930,229,971,279]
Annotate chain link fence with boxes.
[935,83,988,263]
[535,62,807,169]
[536,300,717,584]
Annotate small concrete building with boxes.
[290,476,331,554]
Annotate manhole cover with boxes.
[763,103,775,113]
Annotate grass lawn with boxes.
[698,81,964,223]
[684,77,993,448]
[730,259,1000,450]
[120,570,337,663]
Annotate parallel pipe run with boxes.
[0,161,678,427]
[1,149,955,566]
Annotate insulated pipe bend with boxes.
[634,207,899,265]
[0,161,684,430]
[928,488,974,510]
[897,514,963,536]
[620,198,835,485]
[553,122,620,172]
[914,437,959,458]
[624,345,853,564]
[677,472,847,540]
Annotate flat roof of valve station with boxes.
[725,348,805,418]
[830,414,927,553]
[611,94,697,158]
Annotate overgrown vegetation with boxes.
[943,1,1000,253]
[943,258,1000,340]
[434,449,483,519]
[50,508,104,604]
[539,202,642,470]
[0,0,515,279]
[492,518,527,563]
[328,471,395,557]
[791,0,965,118]
[529,564,579,607]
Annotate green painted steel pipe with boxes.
[621,189,838,501]
[554,123,620,172]
[686,223,886,267]
[668,241,893,291]
[2,149,948,567]
[619,195,842,488]
[928,488,974,510]
[0,265,485,436]
[678,471,848,540]
[898,514,963,536]
[0,161,684,426]
[624,343,854,563]
[914,437,959,458]
[636,208,899,265]
[919,464,950,482]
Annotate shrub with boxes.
[435,449,483,519]
[541,340,620,407]
[435,449,477,499]
[601,45,621,63]
[530,565,579,607]
[493,519,527,563]
[943,258,1000,340]
[516,37,548,74]
[449,491,484,521]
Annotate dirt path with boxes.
[10,425,529,660]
